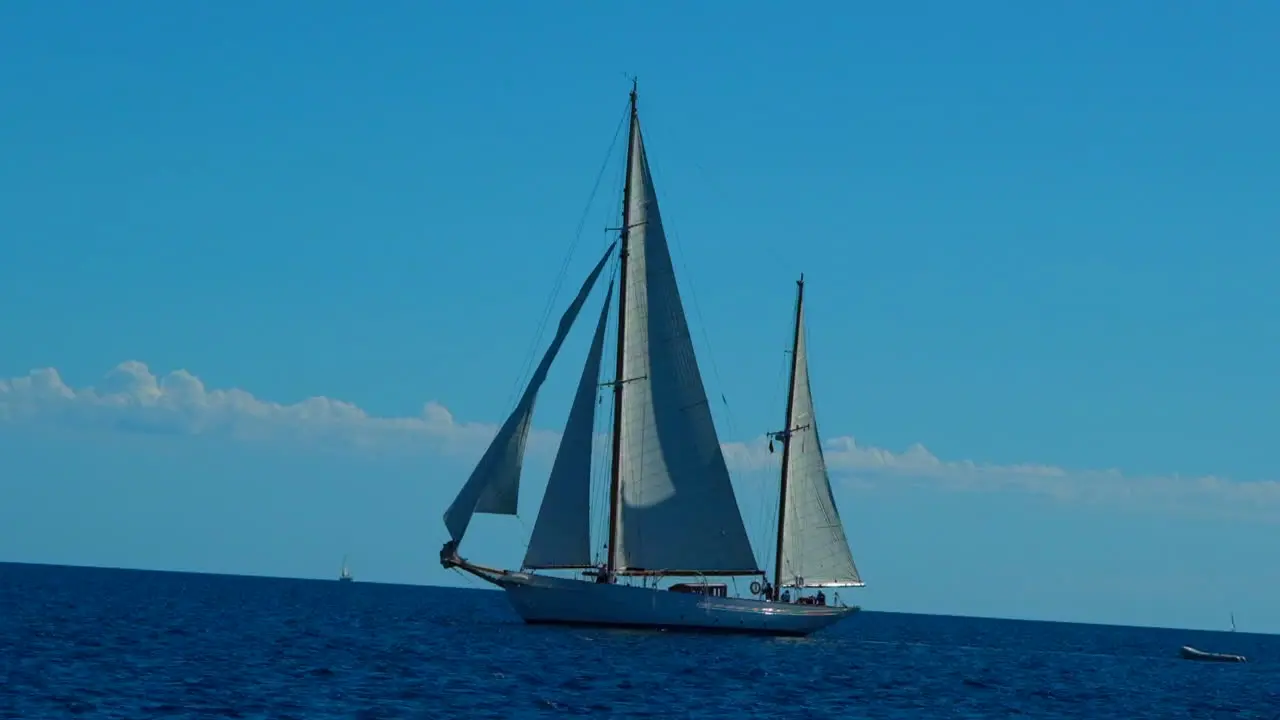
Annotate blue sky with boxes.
[2,2,1278,632]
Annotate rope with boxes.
[504,101,631,408]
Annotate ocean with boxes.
[1,562,1275,719]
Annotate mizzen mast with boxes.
[771,274,805,598]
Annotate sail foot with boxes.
[617,568,765,577]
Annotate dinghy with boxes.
[1179,645,1246,663]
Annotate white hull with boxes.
[455,560,857,637]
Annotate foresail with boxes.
[443,242,617,545]
[523,279,615,569]
[614,120,759,574]
[778,303,863,588]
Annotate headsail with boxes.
[442,242,617,546]
[777,290,863,588]
[612,113,759,575]
[523,279,615,569]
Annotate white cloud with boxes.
[4,361,1280,518]
[0,361,544,458]
[725,433,1280,519]
[723,434,1066,478]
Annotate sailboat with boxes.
[339,556,353,582]
[439,83,865,636]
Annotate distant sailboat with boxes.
[339,556,353,583]
[1230,612,1236,632]
[438,83,865,636]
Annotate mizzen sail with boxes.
[777,295,863,588]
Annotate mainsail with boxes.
[612,112,760,575]
[523,280,615,569]
[776,285,863,588]
[442,241,616,546]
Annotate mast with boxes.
[605,79,639,579]
[772,274,804,598]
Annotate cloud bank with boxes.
[4,361,1279,518]
[0,361,544,457]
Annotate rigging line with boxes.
[451,567,483,589]
[514,506,533,550]
[593,384,616,566]
[758,337,792,576]
[504,101,631,407]
[589,256,622,566]
[587,258,614,543]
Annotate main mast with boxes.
[772,274,804,598]
[605,80,639,580]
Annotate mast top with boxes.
[629,77,638,114]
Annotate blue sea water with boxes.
[1,563,1276,719]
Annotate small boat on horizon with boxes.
[338,556,353,583]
